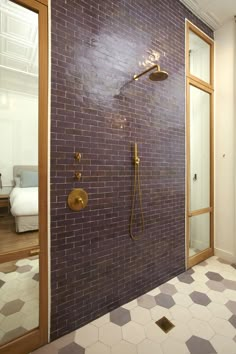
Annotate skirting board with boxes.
[214,247,236,264]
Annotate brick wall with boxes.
[50,0,213,340]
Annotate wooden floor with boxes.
[0,214,38,254]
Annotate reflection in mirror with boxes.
[189,30,210,83]
[0,256,39,344]
[189,213,210,256]
[190,85,210,211]
[0,0,39,253]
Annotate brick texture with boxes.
[50,0,213,340]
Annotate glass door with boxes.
[186,22,214,268]
[0,0,48,353]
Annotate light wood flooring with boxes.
[0,214,38,254]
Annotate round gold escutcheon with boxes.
[67,188,88,211]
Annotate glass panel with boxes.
[0,0,39,253]
[0,256,39,345]
[190,85,210,211]
[189,213,210,256]
[189,30,210,83]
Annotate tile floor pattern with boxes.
[33,257,236,354]
[0,257,39,345]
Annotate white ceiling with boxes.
[0,0,38,77]
[180,0,236,30]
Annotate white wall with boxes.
[214,20,236,262]
[0,85,38,186]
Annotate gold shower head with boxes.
[133,64,168,82]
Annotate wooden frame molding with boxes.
[0,0,48,353]
[186,20,214,269]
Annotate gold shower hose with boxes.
[129,143,144,240]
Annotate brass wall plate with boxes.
[74,152,82,161]
[68,188,88,211]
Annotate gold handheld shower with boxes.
[133,64,168,81]
[129,143,144,240]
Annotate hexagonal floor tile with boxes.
[58,342,85,354]
[223,279,236,290]
[190,291,211,306]
[155,293,175,309]
[74,324,98,348]
[209,317,236,338]
[99,323,122,346]
[207,302,232,320]
[170,305,192,324]
[189,304,212,321]
[144,321,166,344]
[159,283,177,296]
[110,307,131,326]
[211,334,236,354]
[226,300,236,315]
[16,265,32,273]
[137,339,162,354]
[206,271,224,282]
[0,299,24,316]
[137,294,156,309]
[1,326,27,345]
[188,318,214,340]
[186,335,216,354]
[86,341,110,354]
[206,280,225,292]
[122,321,146,344]
[161,337,189,354]
[177,273,194,284]
[111,340,137,354]
[130,306,151,325]
[229,314,236,328]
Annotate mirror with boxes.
[0,0,39,344]
[190,85,210,211]
[189,213,210,256]
[189,29,210,84]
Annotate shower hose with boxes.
[129,146,144,240]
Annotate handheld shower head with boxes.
[133,64,168,82]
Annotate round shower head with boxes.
[149,69,168,81]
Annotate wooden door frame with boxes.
[186,20,214,268]
[0,0,48,353]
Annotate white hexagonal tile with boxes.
[122,300,138,310]
[169,321,192,342]
[210,334,236,354]
[170,305,192,324]
[111,340,137,354]
[172,293,193,308]
[189,303,212,321]
[150,305,172,322]
[122,321,146,344]
[224,289,236,301]
[209,317,236,338]
[207,302,232,320]
[99,323,122,346]
[147,288,161,296]
[207,290,228,305]
[188,318,215,340]
[175,282,193,295]
[86,342,111,354]
[161,337,189,354]
[137,339,162,354]
[131,306,151,325]
[92,314,110,328]
[144,321,167,344]
[75,324,98,348]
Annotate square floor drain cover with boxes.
[155,316,175,333]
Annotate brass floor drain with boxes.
[155,316,175,333]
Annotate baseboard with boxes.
[214,247,236,264]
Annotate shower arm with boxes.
[133,64,160,80]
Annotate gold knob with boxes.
[75,172,82,180]
[74,152,82,161]
[68,188,88,211]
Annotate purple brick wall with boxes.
[50,0,213,340]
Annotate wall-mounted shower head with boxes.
[133,64,168,82]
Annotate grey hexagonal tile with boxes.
[159,283,177,296]
[186,268,195,275]
[33,273,39,282]
[155,293,175,309]
[205,271,223,282]
[190,291,211,306]
[226,300,236,315]
[58,343,85,354]
[177,273,194,284]
[137,294,156,309]
[1,299,25,316]
[229,315,236,328]
[16,265,32,273]
[222,279,236,290]
[206,280,225,292]
[186,335,216,354]
[198,261,208,266]
[0,279,5,288]
[110,307,131,326]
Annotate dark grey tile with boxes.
[177,273,194,284]
[159,283,177,296]
[198,261,208,267]
[186,268,194,275]
[0,327,27,345]
[205,271,223,282]
[58,343,85,354]
[16,265,32,273]
[155,293,175,309]
[190,291,211,306]
[0,299,24,316]
[229,315,236,328]
[226,300,236,315]
[186,335,216,354]
[0,280,5,288]
[206,280,225,292]
[110,307,131,326]
[137,294,156,309]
